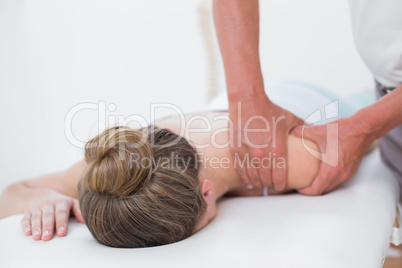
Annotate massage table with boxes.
[1,82,401,268]
[0,150,399,268]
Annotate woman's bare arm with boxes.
[0,161,85,223]
[0,161,85,241]
[287,134,320,189]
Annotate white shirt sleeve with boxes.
[348,0,402,87]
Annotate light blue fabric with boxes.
[207,80,375,125]
[266,80,375,124]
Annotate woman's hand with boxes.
[20,189,84,241]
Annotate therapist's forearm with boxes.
[352,85,402,141]
[213,0,265,102]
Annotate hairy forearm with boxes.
[0,183,54,219]
[353,85,402,141]
[213,0,265,101]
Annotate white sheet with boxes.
[0,150,399,268]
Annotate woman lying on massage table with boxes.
[0,109,321,248]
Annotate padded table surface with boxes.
[0,150,399,268]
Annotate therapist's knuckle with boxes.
[258,171,270,186]
[327,167,339,181]
[231,146,241,155]
[248,169,258,183]
[340,172,351,184]
[237,168,249,184]
[312,188,323,196]
[270,144,284,157]
[272,173,284,185]
[252,147,265,159]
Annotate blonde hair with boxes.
[78,125,206,248]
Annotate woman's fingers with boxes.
[31,208,42,240]
[55,200,71,237]
[21,196,79,241]
[41,204,55,241]
[72,199,85,223]
[21,211,32,236]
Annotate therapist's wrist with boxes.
[347,109,379,144]
[349,85,402,141]
[227,82,267,104]
[225,60,266,101]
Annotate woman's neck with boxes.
[154,111,320,201]
[198,159,245,201]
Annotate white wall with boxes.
[0,0,372,193]
[0,0,209,192]
[258,0,373,95]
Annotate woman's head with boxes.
[78,125,207,248]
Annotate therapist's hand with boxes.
[21,189,84,241]
[292,117,371,195]
[229,92,303,191]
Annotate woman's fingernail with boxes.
[33,230,40,236]
[57,227,65,234]
[43,230,50,236]
[24,227,31,234]
[247,184,253,189]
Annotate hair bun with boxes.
[82,126,153,197]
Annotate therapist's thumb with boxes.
[291,124,321,142]
[291,125,304,138]
[297,181,325,196]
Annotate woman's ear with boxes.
[200,179,214,199]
